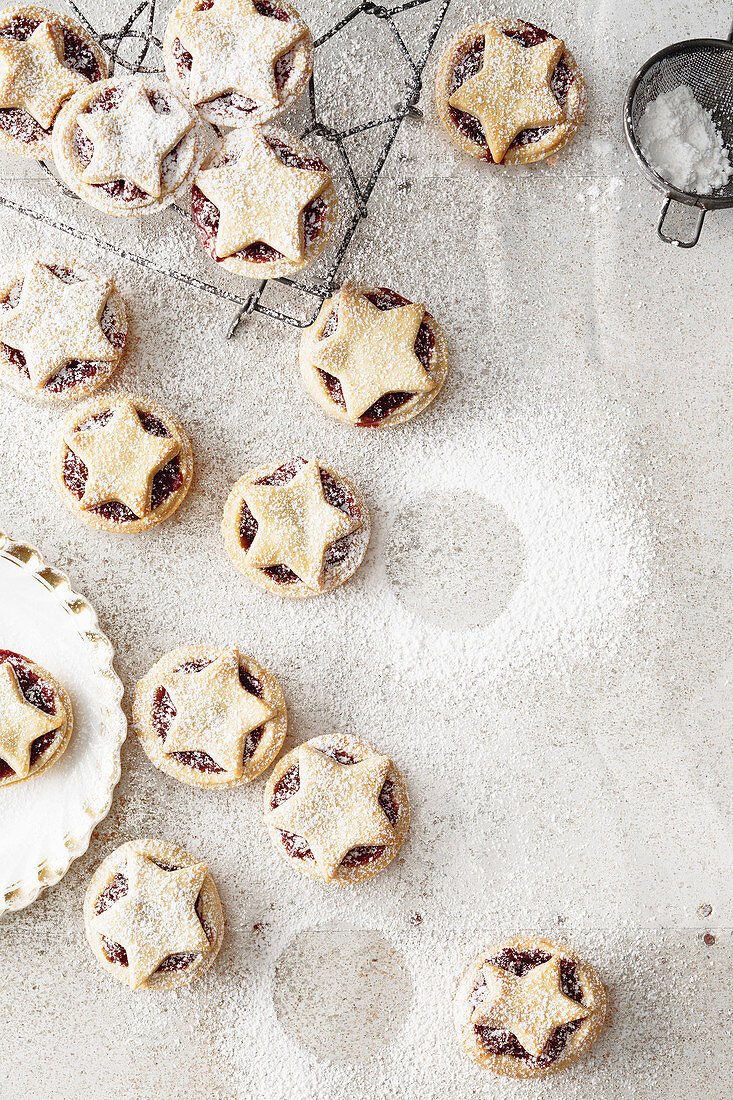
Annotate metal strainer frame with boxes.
[623,29,733,247]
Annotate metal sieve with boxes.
[623,26,733,247]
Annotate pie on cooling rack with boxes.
[221,456,370,597]
[0,649,72,787]
[0,252,126,400]
[0,4,107,159]
[191,123,338,279]
[51,76,202,215]
[134,645,287,788]
[435,18,585,164]
[454,935,606,1077]
[164,0,313,127]
[55,391,193,533]
[264,733,409,884]
[299,283,449,427]
[84,838,224,990]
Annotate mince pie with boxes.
[435,18,585,164]
[454,935,606,1078]
[299,283,449,428]
[0,252,126,401]
[0,649,72,786]
[84,837,224,990]
[52,76,202,215]
[55,391,193,533]
[134,645,287,789]
[221,456,370,597]
[164,0,313,127]
[0,4,106,159]
[264,733,409,885]
[191,123,338,279]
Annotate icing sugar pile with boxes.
[637,84,732,194]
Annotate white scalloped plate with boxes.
[0,530,126,915]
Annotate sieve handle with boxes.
[656,197,707,247]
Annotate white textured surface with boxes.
[0,1,731,1097]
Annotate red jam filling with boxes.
[0,650,60,779]
[270,745,400,868]
[316,287,436,426]
[448,22,574,160]
[474,948,585,1065]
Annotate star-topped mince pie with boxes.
[0,4,106,159]
[55,391,193,533]
[222,456,370,597]
[191,123,338,279]
[134,645,287,789]
[299,283,449,428]
[0,649,72,787]
[454,935,607,1078]
[0,252,127,401]
[52,76,202,215]
[84,838,224,991]
[264,734,409,885]
[436,18,585,164]
[164,0,313,127]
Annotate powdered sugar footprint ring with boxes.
[623,27,733,246]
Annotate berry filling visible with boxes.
[448,22,574,160]
[473,948,585,1065]
[0,650,60,779]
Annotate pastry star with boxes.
[174,0,306,107]
[65,398,179,519]
[266,743,395,879]
[91,851,209,988]
[316,284,434,420]
[242,460,359,590]
[162,650,275,777]
[0,21,88,129]
[449,28,565,163]
[0,662,61,778]
[0,260,117,389]
[471,957,587,1057]
[78,82,194,198]
[196,127,330,261]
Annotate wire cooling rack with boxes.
[0,0,452,336]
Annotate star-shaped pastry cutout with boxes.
[471,957,587,1057]
[266,743,395,879]
[315,284,434,420]
[0,662,61,778]
[91,851,209,988]
[65,398,179,519]
[78,82,194,198]
[174,0,306,107]
[162,650,276,778]
[0,260,118,389]
[449,27,565,163]
[0,21,88,129]
[242,460,359,591]
[196,127,330,261]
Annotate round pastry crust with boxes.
[133,645,287,789]
[454,934,607,1078]
[55,390,194,534]
[299,285,450,428]
[51,77,203,216]
[83,837,224,991]
[263,733,410,885]
[0,5,107,159]
[0,649,72,787]
[163,0,314,127]
[435,19,586,165]
[191,124,339,279]
[221,458,370,598]
[0,251,127,401]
